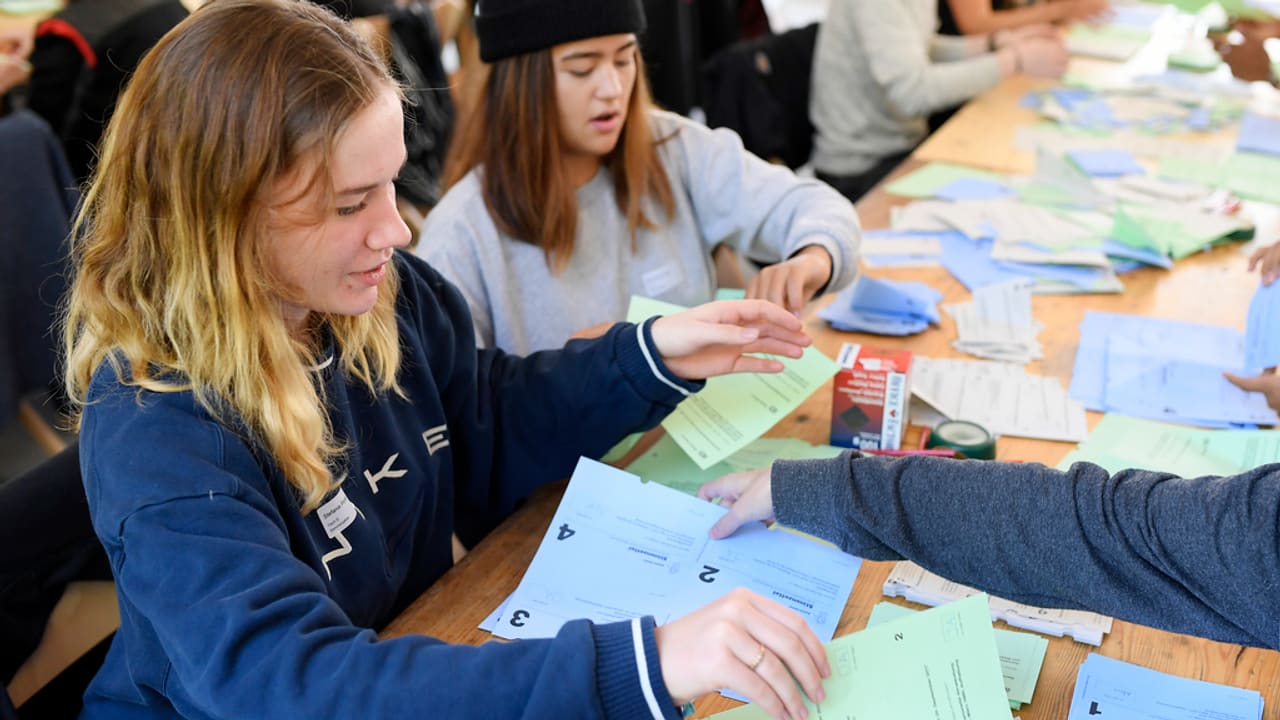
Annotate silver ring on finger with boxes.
[748,642,766,672]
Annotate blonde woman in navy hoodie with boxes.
[62,1,830,718]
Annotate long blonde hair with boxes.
[63,0,403,513]
[443,46,675,272]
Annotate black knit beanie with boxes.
[474,0,647,63]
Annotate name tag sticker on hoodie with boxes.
[318,488,358,538]
[642,264,681,297]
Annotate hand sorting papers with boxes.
[818,275,942,335]
[944,279,1043,364]
[709,595,1011,720]
[490,458,862,644]
[1069,311,1278,427]
[628,296,841,469]
[1068,654,1264,720]
[884,561,1113,646]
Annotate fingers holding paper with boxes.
[1247,243,1280,286]
[699,468,777,539]
[654,587,829,720]
[650,299,811,380]
[1224,369,1280,413]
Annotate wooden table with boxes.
[384,79,1280,720]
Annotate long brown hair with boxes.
[443,46,675,272]
[63,0,404,513]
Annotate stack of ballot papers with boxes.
[627,296,841,469]
[944,280,1043,364]
[912,357,1087,442]
[1159,149,1280,206]
[883,161,1011,200]
[817,275,942,335]
[859,229,945,268]
[1057,413,1280,477]
[867,602,1047,711]
[1236,111,1280,157]
[1067,654,1264,720]
[708,595,1012,720]
[883,561,1114,646]
[487,458,862,644]
[1064,11,1160,61]
[1109,202,1253,261]
[1069,311,1279,427]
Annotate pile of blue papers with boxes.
[1021,85,1242,135]
[1067,149,1145,178]
[1068,655,1263,720]
[1069,311,1278,427]
[859,229,946,268]
[939,234,1121,294]
[818,275,942,335]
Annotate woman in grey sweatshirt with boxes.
[810,0,1069,201]
[416,0,861,355]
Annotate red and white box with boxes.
[830,343,912,450]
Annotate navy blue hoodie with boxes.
[79,252,693,719]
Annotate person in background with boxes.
[700,451,1280,650]
[939,0,1109,36]
[1225,241,1280,411]
[810,0,1068,202]
[64,2,831,718]
[415,0,861,355]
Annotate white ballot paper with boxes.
[884,561,1113,645]
[493,458,862,641]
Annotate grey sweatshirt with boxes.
[416,110,861,354]
[773,452,1280,650]
[810,0,1002,176]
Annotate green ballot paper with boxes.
[626,296,840,470]
[1057,414,1280,477]
[710,594,1012,720]
[867,602,1047,711]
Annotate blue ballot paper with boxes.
[1068,654,1263,720]
[1067,149,1146,177]
[1236,112,1280,157]
[1069,311,1277,426]
[1050,87,1093,111]
[1244,278,1280,372]
[1101,238,1174,269]
[1185,105,1213,131]
[939,234,1030,291]
[818,275,942,335]
[933,177,1014,201]
[938,234,1120,294]
[492,458,862,643]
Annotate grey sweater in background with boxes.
[772,452,1280,650]
[810,0,1001,176]
[417,110,860,354]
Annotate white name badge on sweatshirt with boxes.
[318,488,359,538]
[642,264,682,298]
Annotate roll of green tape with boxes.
[925,420,996,460]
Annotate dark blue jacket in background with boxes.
[0,110,75,424]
